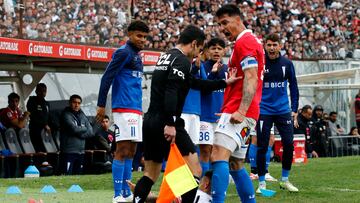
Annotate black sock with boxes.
[251,167,258,174]
[133,176,154,203]
[181,176,200,203]
[265,169,269,174]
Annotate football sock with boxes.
[122,158,133,197]
[265,146,272,171]
[200,161,210,177]
[281,169,290,181]
[112,159,125,197]
[230,168,256,203]
[211,161,229,203]
[259,175,265,182]
[249,144,257,169]
[133,176,154,203]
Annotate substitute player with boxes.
[95,21,149,203]
[199,38,227,176]
[133,25,239,203]
[210,4,265,203]
[256,33,299,193]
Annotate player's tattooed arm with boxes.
[238,67,258,115]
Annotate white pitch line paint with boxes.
[324,187,360,192]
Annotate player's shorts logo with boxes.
[236,127,250,145]
[128,118,137,125]
[200,124,208,130]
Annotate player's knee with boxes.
[229,156,244,170]
[200,145,212,158]
[115,143,132,159]
[251,136,257,145]
[210,145,227,162]
[269,135,275,146]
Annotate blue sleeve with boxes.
[288,61,299,113]
[97,48,129,107]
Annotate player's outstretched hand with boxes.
[95,107,105,123]
[164,125,176,143]
[225,68,242,85]
[230,111,245,124]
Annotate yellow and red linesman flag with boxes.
[156,143,198,203]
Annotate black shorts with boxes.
[143,112,196,163]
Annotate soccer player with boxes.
[133,24,239,203]
[210,4,265,203]
[95,20,149,203]
[256,33,299,193]
[248,126,277,182]
[199,38,227,176]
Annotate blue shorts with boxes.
[256,113,294,146]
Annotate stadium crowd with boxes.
[0,0,359,59]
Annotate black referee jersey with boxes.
[147,48,227,126]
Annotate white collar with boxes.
[236,29,252,41]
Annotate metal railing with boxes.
[328,135,360,157]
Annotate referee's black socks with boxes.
[181,176,200,203]
[133,176,154,203]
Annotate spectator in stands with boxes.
[328,111,345,136]
[27,83,50,152]
[322,112,330,122]
[86,115,114,161]
[1,0,357,59]
[60,94,94,175]
[310,105,330,157]
[347,126,360,155]
[311,105,324,123]
[355,92,360,131]
[348,127,359,136]
[0,92,30,130]
[294,105,318,158]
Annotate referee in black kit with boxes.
[133,25,239,203]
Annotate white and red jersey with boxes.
[221,29,265,121]
[0,107,22,128]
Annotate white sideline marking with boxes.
[325,187,360,192]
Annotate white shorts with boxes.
[181,113,200,144]
[199,121,217,145]
[214,113,256,159]
[113,112,142,142]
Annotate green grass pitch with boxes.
[0,156,359,202]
